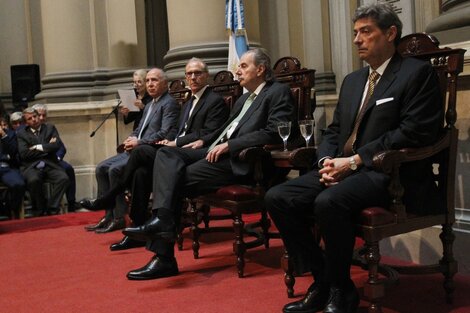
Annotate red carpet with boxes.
[1,212,470,313]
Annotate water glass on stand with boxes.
[278,121,291,152]
[299,119,315,148]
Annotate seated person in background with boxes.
[10,112,25,132]
[17,108,69,216]
[32,103,78,212]
[121,69,152,130]
[0,117,25,218]
[265,4,443,313]
[83,57,229,251]
[122,48,295,280]
[81,68,180,233]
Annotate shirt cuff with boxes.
[318,156,332,168]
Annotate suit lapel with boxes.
[346,69,369,131]
[235,83,270,131]
[364,54,400,115]
[186,89,208,128]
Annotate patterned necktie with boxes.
[177,96,195,137]
[343,70,380,156]
[207,93,256,151]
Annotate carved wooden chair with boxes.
[281,33,466,312]
[188,60,315,278]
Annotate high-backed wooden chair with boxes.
[188,59,315,278]
[281,33,466,312]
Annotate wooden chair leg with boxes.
[440,223,457,304]
[364,240,384,313]
[260,208,271,249]
[281,249,295,298]
[232,212,246,278]
[190,201,201,259]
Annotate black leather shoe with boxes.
[323,285,360,313]
[84,216,111,231]
[95,217,127,233]
[127,255,178,280]
[79,198,110,211]
[110,236,146,251]
[283,282,329,313]
[123,217,176,242]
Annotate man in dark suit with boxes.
[17,108,69,216]
[0,119,25,218]
[85,58,229,250]
[82,68,180,233]
[32,103,78,212]
[123,48,295,280]
[265,4,443,313]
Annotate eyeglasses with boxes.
[185,71,206,78]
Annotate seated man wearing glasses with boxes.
[82,58,229,250]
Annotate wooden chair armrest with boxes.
[372,132,450,173]
[289,147,317,168]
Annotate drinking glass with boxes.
[299,119,315,148]
[278,121,291,151]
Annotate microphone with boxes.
[134,88,138,97]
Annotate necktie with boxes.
[208,93,256,151]
[177,96,195,137]
[138,99,155,139]
[343,70,380,156]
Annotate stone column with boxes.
[36,0,147,103]
[426,0,470,44]
[164,0,260,80]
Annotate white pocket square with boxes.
[376,97,394,106]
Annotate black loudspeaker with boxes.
[10,64,41,103]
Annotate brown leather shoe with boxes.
[84,216,110,231]
[95,217,128,233]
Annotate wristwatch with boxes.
[349,156,358,171]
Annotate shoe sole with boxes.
[127,270,179,280]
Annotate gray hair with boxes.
[186,57,208,72]
[245,48,274,82]
[32,103,48,113]
[22,107,38,115]
[353,2,402,46]
[10,111,23,122]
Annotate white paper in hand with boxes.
[118,89,139,112]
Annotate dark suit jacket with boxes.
[202,81,295,176]
[123,93,152,130]
[172,88,229,147]
[17,123,64,172]
[131,91,180,145]
[0,129,20,167]
[318,53,443,213]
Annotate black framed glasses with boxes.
[185,71,206,78]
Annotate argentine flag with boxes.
[226,0,249,77]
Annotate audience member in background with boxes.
[0,116,25,218]
[17,108,69,216]
[265,4,443,313]
[83,57,229,251]
[32,103,78,212]
[10,112,25,132]
[121,69,152,130]
[80,68,180,233]
[122,48,295,280]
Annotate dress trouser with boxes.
[147,146,246,257]
[265,169,389,286]
[22,163,69,211]
[59,160,76,205]
[0,168,25,215]
[95,153,129,219]
[94,145,161,224]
